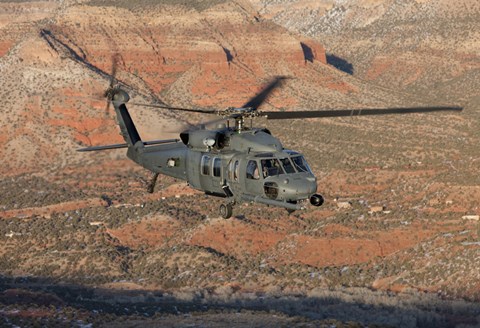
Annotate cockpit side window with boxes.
[246,160,260,180]
[261,158,284,178]
[291,155,312,173]
[280,158,296,174]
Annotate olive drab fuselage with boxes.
[79,89,325,218]
[127,127,320,210]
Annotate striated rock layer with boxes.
[0,0,412,172]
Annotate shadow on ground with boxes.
[1,275,479,327]
[326,53,354,75]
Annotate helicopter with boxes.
[78,76,463,219]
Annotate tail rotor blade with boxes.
[104,100,111,116]
[102,54,120,116]
[109,53,119,88]
[103,54,119,96]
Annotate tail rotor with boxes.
[102,53,120,115]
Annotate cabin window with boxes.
[228,159,240,181]
[228,160,234,180]
[201,155,211,175]
[246,160,260,180]
[233,160,239,181]
[213,158,221,177]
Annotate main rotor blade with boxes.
[241,76,287,109]
[261,106,463,120]
[104,100,111,116]
[131,102,217,114]
[193,116,230,129]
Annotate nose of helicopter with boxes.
[278,175,317,200]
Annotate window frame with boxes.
[279,157,296,174]
[291,155,312,173]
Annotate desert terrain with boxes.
[0,0,479,327]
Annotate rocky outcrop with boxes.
[251,0,480,104]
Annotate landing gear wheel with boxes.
[219,203,233,219]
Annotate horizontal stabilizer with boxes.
[77,138,180,152]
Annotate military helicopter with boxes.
[78,76,462,219]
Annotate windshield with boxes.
[255,153,312,177]
[280,158,296,174]
[260,158,284,178]
[291,155,312,173]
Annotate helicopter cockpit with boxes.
[242,150,317,203]
[246,151,313,180]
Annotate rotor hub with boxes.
[216,107,259,132]
[106,87,130,104]
[217,107,257,118]
[103,86,117,101]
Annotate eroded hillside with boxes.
[251,0,480,104]
[0,1,479,327]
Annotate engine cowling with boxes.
[180,130,227,150]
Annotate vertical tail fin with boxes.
[111,90,142,147]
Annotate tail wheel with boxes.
[219,203,233,219]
